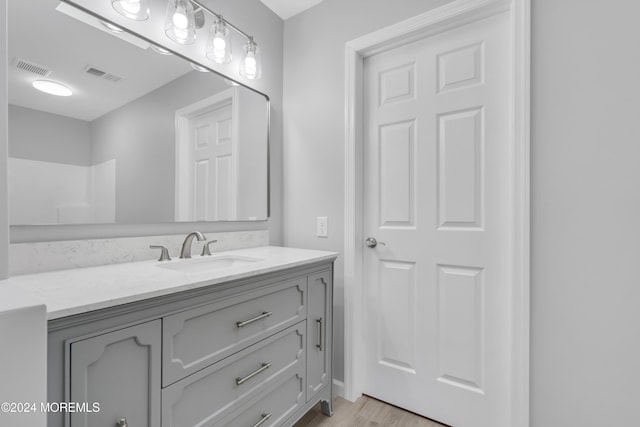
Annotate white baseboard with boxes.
[333,379,345,398]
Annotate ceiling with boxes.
[8,0,191,121]
[260,0,324,20]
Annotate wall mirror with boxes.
[7,0,269,226]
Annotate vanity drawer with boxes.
[163,277,306,386]
[216,372,305,427]
[162,323,306,427]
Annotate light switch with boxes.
[317,216,328,238]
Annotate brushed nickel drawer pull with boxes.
[236,311,273,328]
[236,362,272,385]
[316,318,323,351]
[251,412,272,427]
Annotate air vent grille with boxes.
[84,65,123,83]
[13,58,52,77]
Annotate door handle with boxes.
[365,237,386,248]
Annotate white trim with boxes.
[333,379,345,399]
[510,0,531,425]
[342,1,530,426]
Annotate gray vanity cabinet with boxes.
[48,261,335,427]
[68,320,161,427]
[306,271,332,401]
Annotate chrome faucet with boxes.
[180,231,206,259]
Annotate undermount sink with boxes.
[157,255,262,273]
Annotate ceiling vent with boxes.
[13,57,52,77]
[84,65,123,83]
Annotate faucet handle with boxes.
[150,245,171,261]
[201,240,218,256]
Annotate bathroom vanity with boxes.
[8,246,336,427]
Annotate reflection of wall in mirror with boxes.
[8,105,115,225]
[9,71,267,225]
[236,89,268,220]
[91,70,229,224]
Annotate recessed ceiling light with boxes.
[99,20,124,33]
[190,63,210,73]
[150,44,173,55]
[32,80,73,97]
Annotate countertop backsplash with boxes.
[9,230,269,276]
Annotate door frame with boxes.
[342,0,530,426]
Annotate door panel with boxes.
[363,12,510,427]
[188,102,236,221]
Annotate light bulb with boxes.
[112,0,149,20]
[173,27,189,40]
[165,0,196,44]
[172,12,188,29]
[206,17,232,64]
[213,36,226,50]
[239,37,261,80]
[121,0,141,14]
[244,53,257,77]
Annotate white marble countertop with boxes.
[0,246,338,320]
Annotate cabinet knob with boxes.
[116,418,128,427]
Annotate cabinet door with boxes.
[69,320,161,427]
[306,270,332,400]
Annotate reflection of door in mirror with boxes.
[175,90,237,221]
[175,87,267,221]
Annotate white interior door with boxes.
[188,101,236,221]
[363,12,511,427]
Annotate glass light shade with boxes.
[112,0,149,21]
[164,0,196,45]
[239,38,262,80]
[32,80,73,97]
[206,17,231,64]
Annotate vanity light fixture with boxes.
[164,0,196,44]
[109,0,262,79]
[32,80,73,97]
[239,36,261,80]
[111,0,149,21]
[206,15,231,64]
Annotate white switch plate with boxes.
[317,216,328,238]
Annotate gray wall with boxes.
[282,0,454,386]
[8,105,91,166]
[0,0,7,278]
[8,0,284,244]
[531,1,640,425]
[283,0,640,425]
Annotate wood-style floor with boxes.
[293,396,448,427]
